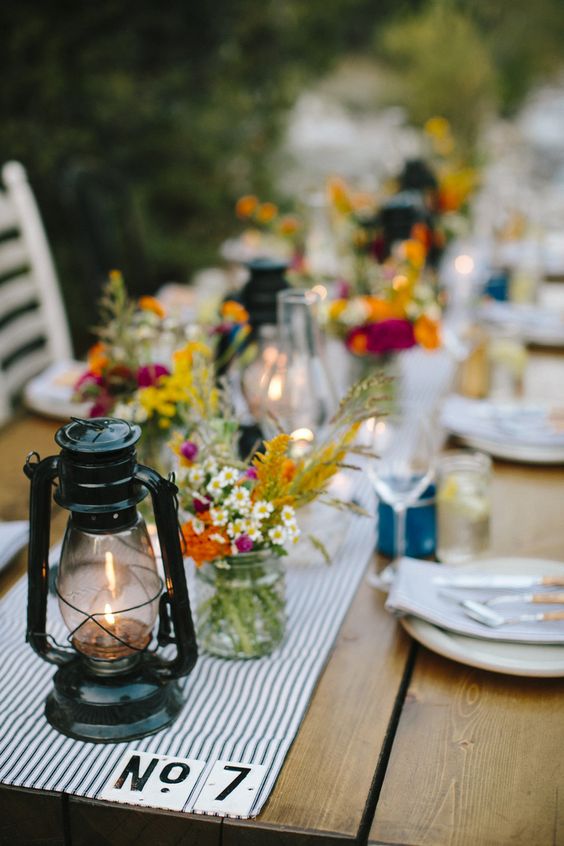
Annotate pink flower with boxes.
[180,440,199,461]
[136,363,170,388]
[335,279,351,299]
[235,534,254,553]
[193,496,210,514]
[245,467,258,480]
[75,370,103,389]
[365,319,416,354]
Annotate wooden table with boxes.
[1,351,564,846]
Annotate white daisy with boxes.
[247,525,263,543]
[210,507,228,527]
[280,505,296,526]
[188,466,205,486]
[207,475,224,497]
[218,466,239,486]
[268,525,287,546]
[209,533,227,545]
[226,487,251,513]
[252,500,274,521]
[191,518,205,536]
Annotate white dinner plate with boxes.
[456,434,564,465]
[400,557,564,676]
[23,360,91,421]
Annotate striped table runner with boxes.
[0,476,375,818]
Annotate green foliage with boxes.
[376,1,498,153]
[0,0,403,351]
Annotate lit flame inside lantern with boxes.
[268,374,284,402]
[454,254,475,275]
[104,603,115,626]
[105,551,116,596]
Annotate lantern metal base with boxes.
[45,656,184,743]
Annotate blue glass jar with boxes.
[377,483,436,558]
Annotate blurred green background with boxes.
[1,0,564,352]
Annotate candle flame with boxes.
[454,254,475,275]
[105,551,116,595]
[268,374,284,402]
[104,603,115,626]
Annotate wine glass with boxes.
[366,409,436,585]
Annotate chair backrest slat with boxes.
[0,274,37,322]
[0,194,18,232]
[0,161,74,425]
[0,239,29,278]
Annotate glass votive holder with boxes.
[436,451,491,566]
[487,327,527,400]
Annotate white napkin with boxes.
[23,359,90,420]
[0,521,29,573]
[386,557,564,644]
[441,395,564,446]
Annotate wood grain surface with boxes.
[223,582,412,845]
[369,649,564,846]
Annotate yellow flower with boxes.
[424,116,451,140]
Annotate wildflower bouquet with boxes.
[223,194,304,265]
[174,372,386,659]
[320,234,442,358]
[74,271,177,417]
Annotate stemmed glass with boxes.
[366,408,437,585]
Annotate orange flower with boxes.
[278,215,300,236]
[87,342,109,376]
[414,315,441,350]
[411,222,433,250]
[281,459,296,483]
[138,296,166,318]
[181,517,229,568]
[221,300,249,324]
[361,297,397,322]
[235,194,259,218]
[255,202,278,223]
[349,331,368,356]
[401,239,427,269]
[327,176,352,215]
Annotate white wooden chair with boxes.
[0,161,73,424]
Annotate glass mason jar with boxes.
[194,551,286,659]
[437,451,491,565]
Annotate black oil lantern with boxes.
[24,417,197,743]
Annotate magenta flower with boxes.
[193,496,210,514]
[180,440,199,461]
[365,319,416,354]
[235,534,254,553]
[245,467,258,480]
[136,363,170,388]
[75,370,104,389]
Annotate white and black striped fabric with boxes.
[0,477,375,818]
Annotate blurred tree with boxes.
[0,0,408,352]
[376,1,498,155]
[461,0,564,113]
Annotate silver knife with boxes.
[433,574,564,589]
[486,591,564,606]
[461,599,564,628]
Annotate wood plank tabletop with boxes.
[2,343,564,846]
[369,349,564,846]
